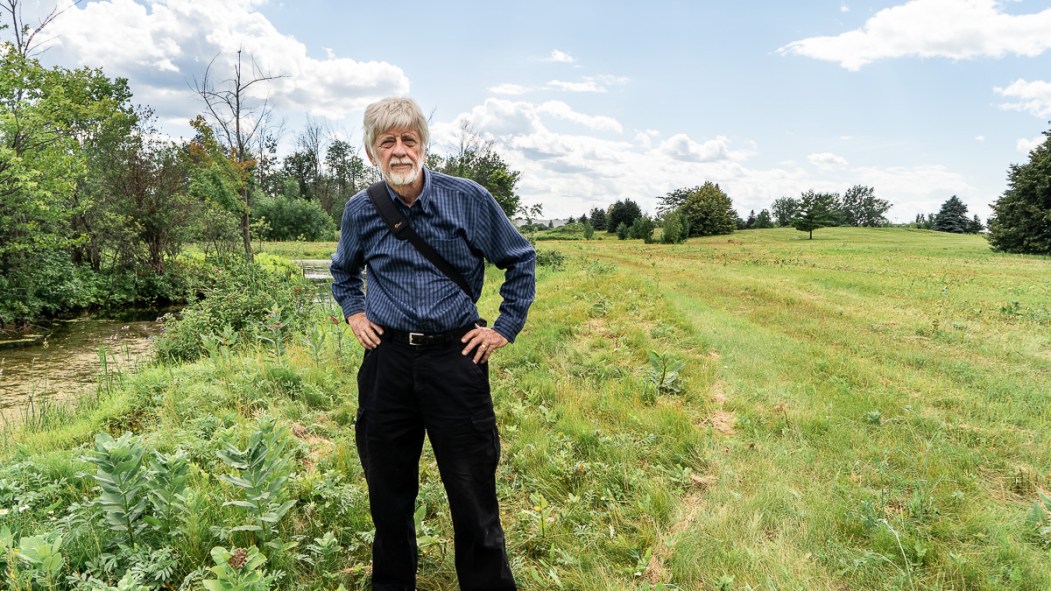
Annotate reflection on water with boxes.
[0,316,163,413]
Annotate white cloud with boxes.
[779,0,1051,70]
[808,152,849,168]
[547,75,630,93]
[975,135,985,142]
[660,134,733,163]
[538,101,623,133]
[489,83,529,96]
[548,49,575,63]
[840,3,850,13]
[43,0,408,126]
[995,79,1051,119]
[1017,134,1045,154]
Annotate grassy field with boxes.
[1,228,1049,590]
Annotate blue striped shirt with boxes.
[330,169,536,342]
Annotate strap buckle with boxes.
[408,332,425,346]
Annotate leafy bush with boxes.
[153,257,314,362]
[253,196,336,242]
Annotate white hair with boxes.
[363,97,429,160]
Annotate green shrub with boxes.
[153,258,314,362]
[253,196,335,242]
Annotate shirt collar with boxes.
[385,167,432,213]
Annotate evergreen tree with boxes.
[933,196,971,233]
[968,214,984,234]
[792,190,837,239]
[988,128,1051,254]
[615,222,629,240]
[607,198,643,233]
[589,207,608,231]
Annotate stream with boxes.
[0,314,164,419]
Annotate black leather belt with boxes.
[384,322,484,347]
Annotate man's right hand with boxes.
[347,312,384,350]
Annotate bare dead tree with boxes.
[193,49,285,261]
[0,0,82,57]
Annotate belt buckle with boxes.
[408,332,425,346]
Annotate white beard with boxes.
[384,158,420,186]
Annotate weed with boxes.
[215,420,296,545]
[646,350,685,395]
[82,432,149,545]
[202,546,275,591]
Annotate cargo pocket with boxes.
[471,413,500,467]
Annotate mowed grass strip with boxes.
[534,227,1050,589]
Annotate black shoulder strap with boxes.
[366,182,475,301]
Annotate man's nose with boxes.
[391,139,409,155]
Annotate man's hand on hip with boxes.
[461,326,508,364]
[347,312,384,350]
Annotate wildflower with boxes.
[228,547,248,569]
[0,508,9,516]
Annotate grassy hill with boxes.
[1,228,1049,590]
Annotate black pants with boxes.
[355,332,516,591]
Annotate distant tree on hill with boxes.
[841,185,891,227]
[772,197,799,227]
[677,182,737,236]
[792,190,838,239]
[754,209,774,229]
[589,207,608,231]
[628,215,656,243]
[933,196,972,233]
[969,214,984,234]
[607,198,642,233]
[660,211,689,243]
[988,128,1051,254]
[745,209,757,229]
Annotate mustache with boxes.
[389,157,415,166]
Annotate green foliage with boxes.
[203,546,274,591]
[588,207,608,231]
[582,220,595,240]
[215,420,296,544]
[988,128,1051,254]
[629,215,656,243]
[933,196,974,233]
[15,531,66,589]
[153,258,313,362]
[646,350,685,395]
[535,249,567,269]
[1025,493,1051,547]
[660,211,688,244]
[83,432,149,544]
[607,198,643,233]
[753,208,775,229]
[676,182,737,236]
[615,222,629,240]
[771,196,799,227]
[143,450,189,536]
[792,190,839,239]
[841,185,890,227]
[430,122,522,218]
[252,196,335,242]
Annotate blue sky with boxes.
[32,0,1051,222]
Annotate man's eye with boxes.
[380,139,395,147]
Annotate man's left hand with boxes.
[461,327,508,364]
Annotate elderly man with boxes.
[330,97,534,591]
